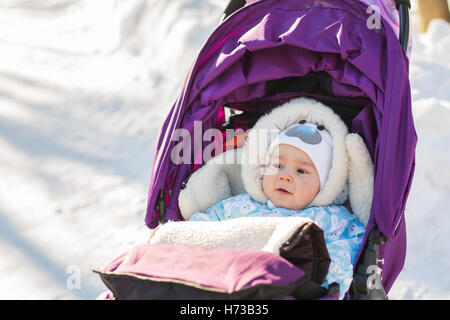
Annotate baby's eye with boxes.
[297,169,308,174]
[272,163,282,169]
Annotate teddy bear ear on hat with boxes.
[345,133,374,227]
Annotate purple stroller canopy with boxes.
[145,0,417,293]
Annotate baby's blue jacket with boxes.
[190,192,365,299]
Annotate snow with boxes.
[387,13,450,299]
[0,0,448,300]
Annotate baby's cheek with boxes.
[262,175,274,197]
[300,179,319,196]
[293,181,319,208]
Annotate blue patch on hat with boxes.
[284,124,322,145]
[297,125,317,134]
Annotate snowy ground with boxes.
[0,0,449,299]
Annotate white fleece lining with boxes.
[178,148,245,220]
[148,217,313,255]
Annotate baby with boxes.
[189,121,365,299]
[262,121,332,211]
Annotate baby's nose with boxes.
[278,172,292,183]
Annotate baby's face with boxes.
[262,144,320,210]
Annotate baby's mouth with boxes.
[276,187,292,195]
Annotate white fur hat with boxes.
[240,97,373,225]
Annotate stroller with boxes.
[97,0,416,300]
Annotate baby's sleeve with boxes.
[322,208,365,299]
[188,193,254,221]
[188,199,227,221]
